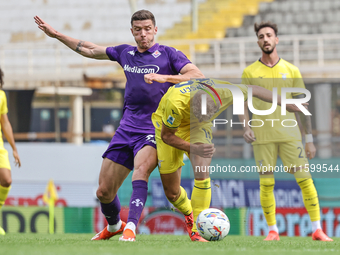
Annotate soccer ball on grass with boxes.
[196,208,230,241]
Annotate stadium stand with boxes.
[159,0,273,52]
[159,0,273,40]
[2,0,340,87]
[0,0,196,87]
[227,0,340,37]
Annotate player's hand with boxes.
[286,103,309,113]
[305,142,316,160]
[13,150,21,167]
[243,128,255,143]
[191,144,215,158]
[34,16,58,38]
[144,73,168,84]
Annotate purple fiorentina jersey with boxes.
[106,43,190,133]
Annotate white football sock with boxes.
[268,224,279,233]
[125,222,136,235]
[312,220,321,233]
[107,220,122,232]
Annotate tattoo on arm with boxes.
[75,40,85,53]
[294,94,312,134]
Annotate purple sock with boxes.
[127,180,148,227]
[100,195,121,225]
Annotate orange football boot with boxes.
[312,229,333,242]
[119,228,136,242]
[184,212,194,237]
[264,231,280,241]
[190,232,209,242]
[91,221,126,240]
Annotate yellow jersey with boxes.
[242,58,305,144]
[152,78,248,132]
[0,90,8,148]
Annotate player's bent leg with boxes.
[92,158,130,241]
[190,153,211,235]
[120,146,157,242]
[160,169,195,238]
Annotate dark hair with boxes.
[131,10,156,27]
[0,67,3,88]
[254,21,278,37]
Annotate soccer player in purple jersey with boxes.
[34,10,204,241]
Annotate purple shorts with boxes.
[102,127,157,170]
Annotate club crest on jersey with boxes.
[258,160,264,167]
[128,50,135,56]
[280,73,288,80]
[158,159,164,168]
[167,115,175,125]
[152,50,161,58]
[146,134,156,145]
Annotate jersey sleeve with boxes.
[161,100,183,129]
[0,91,8,115]
[106,44,130,63]
[241,70,251,85]
[166,47,191,74]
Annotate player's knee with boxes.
[166,193,178,202]
[96,187,114,202]
[1,176,12,187]
[165,190,180,202]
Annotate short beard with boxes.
[261,46,275,55]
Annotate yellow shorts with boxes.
[156,124,213,174]
[0,147,11,170]
[253,140,309,172]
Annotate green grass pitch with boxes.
[0,234,339,255]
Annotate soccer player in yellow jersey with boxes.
[152,78,302,242]
[0,68,21,235]
[239,21,332,241]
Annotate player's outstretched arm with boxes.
[161,124,215,158]
[144,63,204,84]
[34,16,108,60]
[249,85,306,113]
[1,114,21,167]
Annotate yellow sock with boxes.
[191,178,211,232]
[169,186,192,216]
[0,185,11,210]
[295,176,320,222]
[259,177,276,226]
